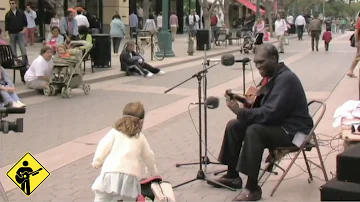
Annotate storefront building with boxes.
[0,1,10,34]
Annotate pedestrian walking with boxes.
[323,27,332,51]
[347,12,360,78]
[308,16,322,51]
[110,14,126,55]
[24,3,37,46]
[295,14,306,40]
[275,14,288,53]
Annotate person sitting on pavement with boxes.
[43,26,64,54]
[24,46,54,91]
[0,66,25,108]
[91,101,158,201]
[0,28,7,45]
[120,41,165,77]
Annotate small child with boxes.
[322,27,332,51]
[91,102,158,201]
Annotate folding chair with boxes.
[258,100,329,196]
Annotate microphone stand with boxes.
[165,63,235,191]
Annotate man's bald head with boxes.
[256,43,279,62]
[253,43,279,77]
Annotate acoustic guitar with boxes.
[15,168,43,184]
[225,86,260,108]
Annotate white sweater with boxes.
[92,128,158,179]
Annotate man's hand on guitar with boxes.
[226,98,240,115]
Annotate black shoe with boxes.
[232,186,262,201]
[207,175,242,189]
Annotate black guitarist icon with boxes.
[15,161,42,195]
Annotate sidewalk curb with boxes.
[19,35,298,99]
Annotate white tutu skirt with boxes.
[91,172,141,199]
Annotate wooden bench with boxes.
[0,45,27,84]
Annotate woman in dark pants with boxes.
[110,14,126,55]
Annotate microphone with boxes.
[207,54,250,66]
[0,107,26,114]
[221,54,251,66]
[191,96,219,109]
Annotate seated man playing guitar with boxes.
[207,43,313,201]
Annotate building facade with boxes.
[0,1,10,35]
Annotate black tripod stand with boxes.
[175,60,222,168]
[164,63,236,191]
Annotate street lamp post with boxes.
[156,0,175,57]
[256,0,260,19]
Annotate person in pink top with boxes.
[252,17,265,48]
[43,27,64,54]
[0,28,7,45]
[169,12,179,41]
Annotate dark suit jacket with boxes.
[119,49,142,71]
[237,62,313,135]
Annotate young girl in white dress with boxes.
[91,101,158,202]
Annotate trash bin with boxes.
[91,34,111,68]
[196,30,210,50]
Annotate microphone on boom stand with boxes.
[167,44,236,191]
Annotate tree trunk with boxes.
[68,0,77,8]
[263,1,274,36]
[47,0,64,17]
[218,0,231,26]
[143,0,150,23]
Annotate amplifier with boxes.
[337,144,360,184]
[320,178,360,201]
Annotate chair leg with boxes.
[302,150,313,182]
[313,135,329,181]
[213,169,227,176]
[13,70,15,84]
[270,150,302,197]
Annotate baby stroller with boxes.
[43,41,92,98]
[240,31,255,54]
[137,176,175,202]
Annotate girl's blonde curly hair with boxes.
[114,101,145,137]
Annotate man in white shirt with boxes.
[24,4,37,46]
[275,14,288,53]
[295,14,306,40]
[75,8,90,28]
[25,46,54,91]
[286,15,294,24]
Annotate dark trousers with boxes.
[130,27,137,39]
[324,42,329,51]
[112,37,122,54]
[296,25,304,40]
[129,62,160,76]
[311,31,321,51]
[218,119,294,180]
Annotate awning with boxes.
[237,0,266,15]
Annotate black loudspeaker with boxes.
[320,178,360,201]
[337,144,360,184]
[91,34,112,68]
[196,30,210,51]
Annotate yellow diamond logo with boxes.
[6,152,50,196]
